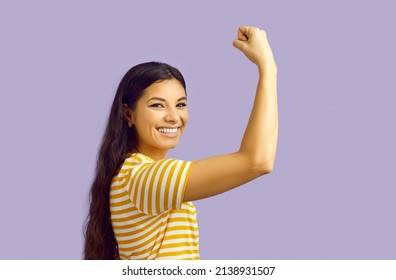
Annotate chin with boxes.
[161,142,179,150]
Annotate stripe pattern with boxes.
[110,153,199,260]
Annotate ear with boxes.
[122,104,134,126]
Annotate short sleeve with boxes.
[126,158,192,216]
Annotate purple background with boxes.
[1,0,395,259]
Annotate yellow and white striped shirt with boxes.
[110,153,199,260]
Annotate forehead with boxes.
[142,79,186,101]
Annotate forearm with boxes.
[238,67,278,172]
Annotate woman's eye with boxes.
[150,103,164,108]
[177,103,187,108]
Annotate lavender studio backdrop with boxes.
[1,0,395,259]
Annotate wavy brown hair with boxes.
[83,61,186,259]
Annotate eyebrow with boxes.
[146,96,187,103]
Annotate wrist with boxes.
[258,63,277,78]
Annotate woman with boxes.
[84,26,278,260]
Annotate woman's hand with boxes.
[233,26,277,74]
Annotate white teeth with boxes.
[158,128,178,134]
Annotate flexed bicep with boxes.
[183,153,270,202]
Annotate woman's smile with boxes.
[157,126,181,137]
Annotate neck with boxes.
[133,145,168,161]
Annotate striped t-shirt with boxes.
[110,153,199,260]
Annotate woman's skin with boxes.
[124,26,278,202]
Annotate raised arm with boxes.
[184,26,278,202]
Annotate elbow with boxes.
[238,151,275,175]
[252,160,274,175]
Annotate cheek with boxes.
[135,109,159,127]
[180,110,189,125]
[134,116,155,138]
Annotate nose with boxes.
[164,107,180,122]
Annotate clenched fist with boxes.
[233,26,277,73]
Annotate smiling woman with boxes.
[83,26,278,260]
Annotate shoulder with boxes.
[122,153,155,170]
[111,153,154,185]
[126,152,154,164]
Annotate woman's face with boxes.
[131,78,188,159]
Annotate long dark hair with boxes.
[83,61,186,259]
